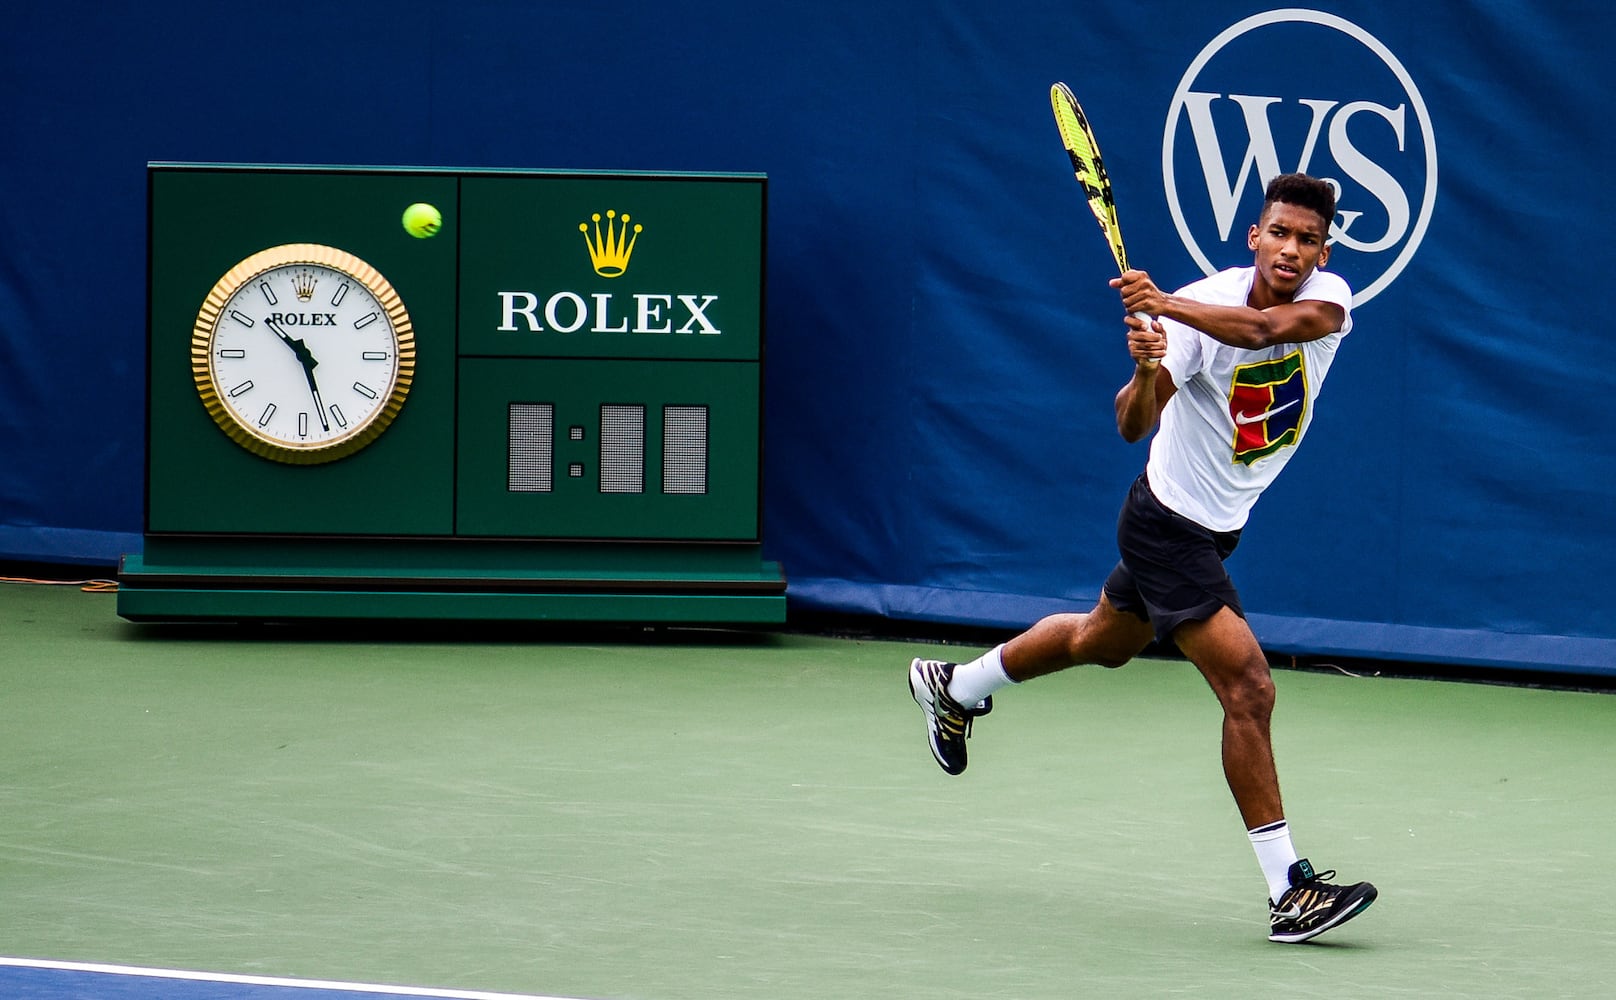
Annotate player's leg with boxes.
[957,553,1157,701]
[1172,605,1377,941]
[1170,605,1281,828]
[907,478,1164,776]
[1001,591,1156,679]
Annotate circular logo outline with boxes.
[1162,8,1438,306]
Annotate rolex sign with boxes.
[460,175,762,362]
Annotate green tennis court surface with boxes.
[3,582,1613,998]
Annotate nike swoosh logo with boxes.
[1235,399,1300,426]
[1271,903,1303,920]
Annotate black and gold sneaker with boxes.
[1268,858,1378,943]
[907,658,992,775]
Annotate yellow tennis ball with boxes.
[402,202,442,239]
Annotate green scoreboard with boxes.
[117,164,785,624]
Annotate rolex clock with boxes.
[191,243,415,464]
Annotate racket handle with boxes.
[1132,311,1160,369]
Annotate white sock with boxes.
[1249,820,1300,902]
[946,644,1015,707]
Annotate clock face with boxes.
[192,244,415,464]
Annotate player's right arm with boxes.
[1113,270,1343,348]
[1114,315,1176,442]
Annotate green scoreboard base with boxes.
[117,539,785,625]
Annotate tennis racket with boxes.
[1049,82,1158,367]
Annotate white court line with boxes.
[0,957,598,1000]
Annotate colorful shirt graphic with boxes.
[1228,352,1307,465]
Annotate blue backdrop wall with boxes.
[3,1,1612,675]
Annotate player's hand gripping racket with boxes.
[1049,82,1159,368]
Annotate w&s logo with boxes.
[1163,10,1437,306]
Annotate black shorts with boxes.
[1103,472,1244,642]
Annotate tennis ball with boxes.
[402,202,442,239]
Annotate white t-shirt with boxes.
[1145,265,1353,532]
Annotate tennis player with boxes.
[908,173,1377,943]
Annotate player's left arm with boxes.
[1112,271,1344,349]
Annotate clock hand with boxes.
[265,318,320,372]
[304,373,331,432]
[266,319,329,431]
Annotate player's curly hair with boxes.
[1263,173,1336,227]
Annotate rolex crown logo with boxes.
[290,269,318,302]
[579,209,642,278]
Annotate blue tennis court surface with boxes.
[0,959,591,1000]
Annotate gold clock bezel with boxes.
[191,243,416,465]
